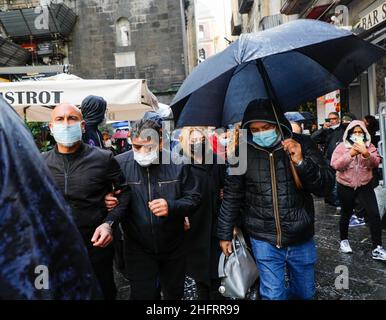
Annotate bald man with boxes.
[42,103,124,300]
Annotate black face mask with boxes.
[190,142,203,154]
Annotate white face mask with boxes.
[133,149,158,167]
[350,134,365,144]
[330,123,340,130]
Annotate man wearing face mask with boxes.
[103,117,201,300]
[311,112,349,207]
[218,99,334,300]
[42,103,124,300]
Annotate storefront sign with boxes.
[354,2,386,31]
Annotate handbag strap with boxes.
[235,231,247,248]
[218,253,226,277]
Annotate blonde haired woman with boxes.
[179,126,226,299]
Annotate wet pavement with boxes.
[314,196,386,300]
[115,196,386,300]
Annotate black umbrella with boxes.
[171,19,386,128]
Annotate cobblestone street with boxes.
[115,196,386,300]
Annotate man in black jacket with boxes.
[311,112,348,207]
[104,117,201,300]
[43,103,124,300]
[218,99,334,300]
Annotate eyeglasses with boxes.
[328,117,338,120]
[132,143,157,152]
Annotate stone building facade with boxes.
[0,0,193,104]
[66,0,189,103]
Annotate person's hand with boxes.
[349,146,360,157]
[282,139,303,164]
[220,240,233,256]
[104,189,122,211]
[184,217,190,231]
[219,188,224,200]
[149,198,169,217]
[353,143,369,158]
[323,122,331,129]
[91,223,113,247]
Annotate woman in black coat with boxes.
[180,127,225,300]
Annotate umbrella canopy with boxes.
[171,19,386,128]
[0,75,158,122]
[112,130,129,139]
[284,111,315,123]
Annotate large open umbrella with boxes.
[171,19,386,128]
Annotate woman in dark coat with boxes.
[180,127,225,300]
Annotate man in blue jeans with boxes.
[218,99,334,300]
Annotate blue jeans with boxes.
[250,238,317,300]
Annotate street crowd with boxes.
[1,93,386,300]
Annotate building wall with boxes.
[65,0,188,104]
[232,0,295,34]
[0,0,40,9]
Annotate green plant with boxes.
[26,121,52,152]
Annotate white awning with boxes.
[0,76,158,121]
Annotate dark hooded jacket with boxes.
[218,99,335,247]
[311,123,348,161]
[105,151,201,255]
[0,97,100,299]
[81,95,107,148]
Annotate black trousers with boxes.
[337,182,382,249]
[123,246,186,300]
[82,229,116,300]
[195,279,223,300]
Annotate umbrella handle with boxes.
[289,159,303,190]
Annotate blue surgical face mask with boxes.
[51,122,82,147]
[252,128,279,147]
[219,137,228,147]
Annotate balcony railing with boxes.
[280,0,310,15]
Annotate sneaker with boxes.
[372,246,386,261]
[349,215,365,228]
[357,217,365,224]
[340,240,353,253]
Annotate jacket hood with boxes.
[342,120,371,148]
[241,99,292,146]
[80,95,107,127]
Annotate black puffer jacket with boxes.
[106,151,201,254]
[218,100,335,247]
